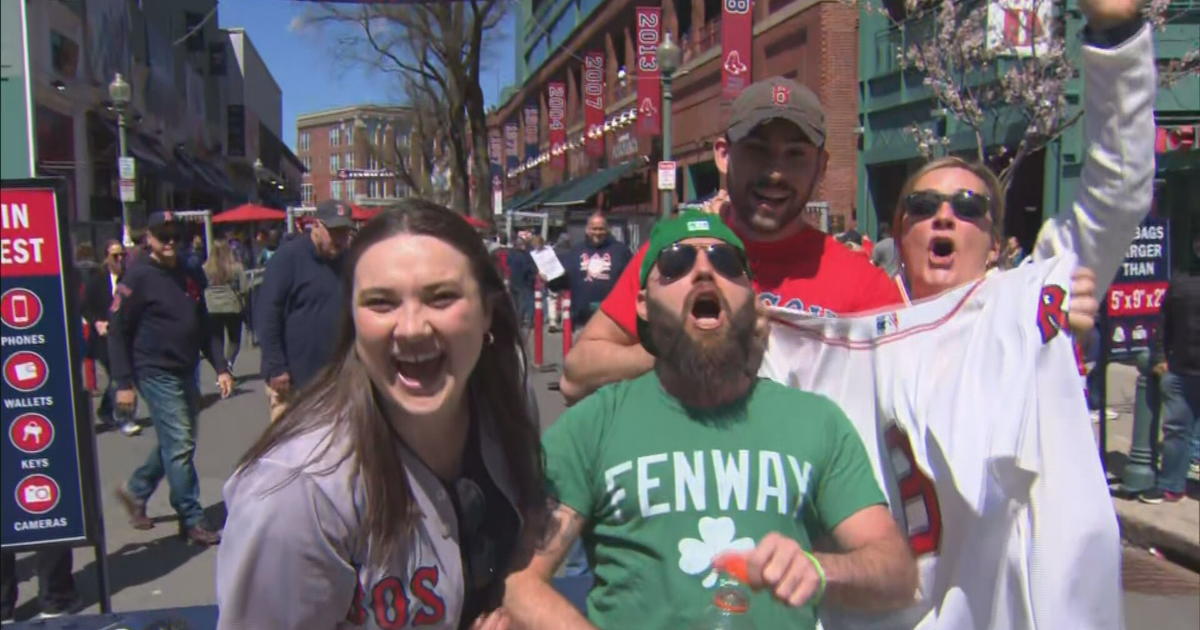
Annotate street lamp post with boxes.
[657,31,682,219]
[108,73,133,245]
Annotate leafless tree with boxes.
[303,1,507,219]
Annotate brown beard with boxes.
[646,293,761,408]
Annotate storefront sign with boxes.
[1,182,96,548]
[721,0,754,101]
[584,51,606,157]
[610,130,640,163]
[1105,216,1170,358]
[635,7,661,137]
[548,82,567,170]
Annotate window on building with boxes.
[346,153,354,169]
[302,155,311,171]
[330,127,340,146]
[330,181,341,200]
[330,153,340,173]
[301,183,314,204]
[299,131,310,151]
[347,124,355,146]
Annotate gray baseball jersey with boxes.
[215,413,522,629]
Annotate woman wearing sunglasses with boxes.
[217,200,545,630]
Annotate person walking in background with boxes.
[556,212,632,331]
[84,240,141,436]
[257,200,350,421]
[871,222,899,277]
[1002,235,1027,269]
[108,211,234,546]
[1140,243,1200,503]
[508,235,537,335]
[203,239,246,377]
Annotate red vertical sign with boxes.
[635,6,661,137]
[584,51,606,158]
[721,0,754,101]
[547,82,567,171]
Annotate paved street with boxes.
[4,337,1197,627]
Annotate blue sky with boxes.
[217,0,515,150]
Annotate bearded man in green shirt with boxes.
[505,210,916,629]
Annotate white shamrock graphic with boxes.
[677,516,755,588]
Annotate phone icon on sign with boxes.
[11,295,30,324]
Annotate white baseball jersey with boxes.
[216,412,522,629]
[763,255,1123,630]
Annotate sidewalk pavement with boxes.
[1097,363,1200,567]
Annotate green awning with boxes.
[541,159,643,207]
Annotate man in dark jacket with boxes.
[109,212,233,545]
[256,199,350,421]
[83,239,141,436]
[1141,237,1200,503]
[508,236,537,333]
[555,212,632,329]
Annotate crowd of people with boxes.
[5,1,1196,627]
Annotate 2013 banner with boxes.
[584,51,605,157]
[721,0,754,101]
[635,6,661,137]
[547,82,567,170]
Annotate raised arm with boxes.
[503,503,597,630]
[1032,2,1156,295]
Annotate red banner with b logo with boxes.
[721,0,754,101]
[547,82,567,170]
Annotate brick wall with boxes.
[814,2,859,226]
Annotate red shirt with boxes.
[599,224,903,338]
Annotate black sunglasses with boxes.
[454,477,496,592]
[655,243,749,284]
[904,189,992,222]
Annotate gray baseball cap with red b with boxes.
[726,77,826,147]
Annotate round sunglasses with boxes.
[904,189,992,222]
[655,243,749,284]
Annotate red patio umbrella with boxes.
[463,215,489,229]
[213,203,286,224]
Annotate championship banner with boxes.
[584,51,606,158]
[635,6,661,137]
[721,0,754,101]
[504,122,520,173]
[523,103,540,187]
[548,82,567,170]
[488,128,502,169]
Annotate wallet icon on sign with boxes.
[15,362,39,381]
[24,484,53,504]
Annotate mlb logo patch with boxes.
[875,312,898,335]
[336,204,346,216]
[686,220,710,231]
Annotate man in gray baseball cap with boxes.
[560,75,904,404]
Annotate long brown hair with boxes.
[203,238,242,285]
[236,199,546,567]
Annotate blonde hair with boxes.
[892,156,1005,245]
[203,239,242,286]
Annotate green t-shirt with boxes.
[542,372,885,630]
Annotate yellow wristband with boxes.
[803,549,827,604]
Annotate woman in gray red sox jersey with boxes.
[216,200,547,630]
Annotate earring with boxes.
[485,331,495,345]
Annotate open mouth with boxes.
[392,347,446,392]
[929,237,955,266]
[688,289,725,330]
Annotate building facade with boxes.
[857,2,1199,271]
[489,0,863,240]
[295,105,413,207]
[17,0,300,248]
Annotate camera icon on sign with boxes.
[24,484,53,503]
